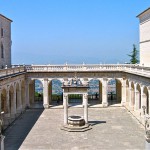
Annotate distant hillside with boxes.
[35,79,116,95]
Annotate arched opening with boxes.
[126,80,130,106]
[9,85,14,115]
[1,89,7,113]
[35,79,43,101]
[136,84,141,110]
[21,80,25,109]
[49,79,63,105]
[29,80,35,106]
[143,87,149,115]
[88,79,101,105]
[131,82,135,108]
[107,79,122,105]
[16,83,20,112]
[1,43,4,58]
[28,79,44,108]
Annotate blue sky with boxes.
[0,0,150,65]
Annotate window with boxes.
[1,43,4,58]
[1,28,4,37]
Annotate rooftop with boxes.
[137,7,150,18]
[0,14,12,22]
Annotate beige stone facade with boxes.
[137,8,150,66]
[0,14,12,69]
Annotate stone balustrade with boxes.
[0,66,25,78]
[0,64,150,78]
[25,64,137,72]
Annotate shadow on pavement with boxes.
[4,108,44,150]
[89,120,106,126]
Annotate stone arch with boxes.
[107,78,122,105]
[21,80,25,109]
[28,80,35,106]
[9,85,15,115]
[1,88,7,113]
[88,78,102,104]
[143,86,149,115]
[136,84,141,110]
[130,82,135,108]
[34,79,43,102]
[126,80,130,105]
[49,78,63,105]
[16,82,20,112]
[28,79,44,107]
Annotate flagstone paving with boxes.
[4,107,145,150]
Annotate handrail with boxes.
[0,64,150,79]
[0,66,25,78]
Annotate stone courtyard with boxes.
[4,106,146,150]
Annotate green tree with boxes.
[128,44,139,64]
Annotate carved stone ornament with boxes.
[145,116,150,141]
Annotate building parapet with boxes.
[0,66,25,78]
[0,64,150,79]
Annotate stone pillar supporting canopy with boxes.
[43,79,49,109]
[25,81,30,108]
[83,94,88,124]
[63,94,68,125]
[102,78,108,107]
[121,79,126,106]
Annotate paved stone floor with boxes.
[4,107,146,150]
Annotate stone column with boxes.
[49,82,52,105]
[121,79,126,106]
[102,78,108,107]
[0,90,1,113]
[25,81,30,108]
[43,79,49,109]
[11,88,16,117]
[83,94,88,124]
[134,86,140,111]
[0,135,5,150]
[63,94,68,125]
[141,86,145,116]
[128,82,133,109]
[29,82,35,105]
[17,88,22,113]
[126,84,129,105]
[5,89,10,117]
[99,81,102,103]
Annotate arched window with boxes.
[1,43,4,58]
[1,28,4,37]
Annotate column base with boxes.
[121,101,126,106]
[43,104,49,109]
[102,102,108,107]
[0,135,5,150]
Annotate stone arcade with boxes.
[0,7,150,149]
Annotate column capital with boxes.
[83,93,88,99]
[44,78,49,81]
[63,94,68,99]
[102,77,108,81]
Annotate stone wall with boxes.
[0,14,12,69]
[138,8,150,66]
